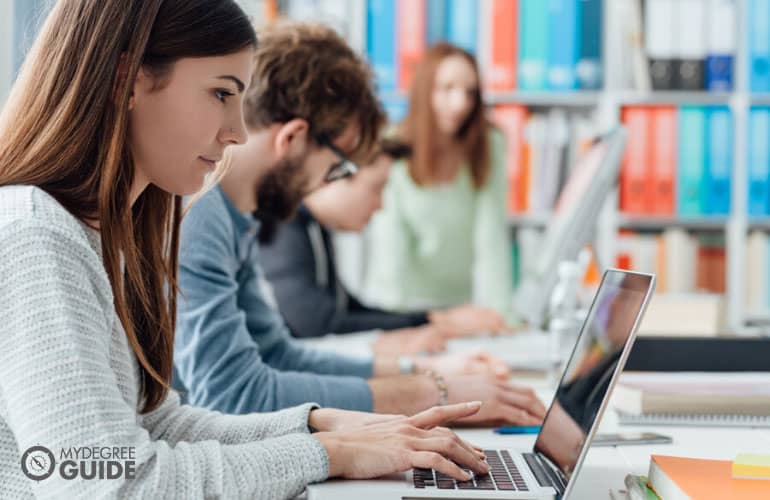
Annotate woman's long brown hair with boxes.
[401,43,491,189]
[0,0,255,413]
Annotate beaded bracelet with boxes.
[422,369,449,406]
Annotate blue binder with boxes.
[750,0,770,92]
[367,0,397,91]
[764,234,770,309]
[518,0,549,90]
[706,55,734,92]
[446,0,478,54]
[382,95,408,124]
[577,0,602,90]
[547,0,581,90]
[748,107,770,216]
[427,0,449,45]
[677,106,708,216]
[705,107,732,215]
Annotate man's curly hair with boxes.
[245,22,386,163]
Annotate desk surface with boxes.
[297,333,770,499]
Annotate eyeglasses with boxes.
[318,136,359,183]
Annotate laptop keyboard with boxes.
[412,450,529,491]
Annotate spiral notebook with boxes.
[612,372,770,428]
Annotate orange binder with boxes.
[493,105,529,213]
[649,106,677,215]
[488,0,518,90]
[397,0,426,91]
[264,0,279,21]
[620,107,653,214]
[650,455,770,500]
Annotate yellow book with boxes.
[732,454,770,480]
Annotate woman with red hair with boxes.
[365,43,515,329]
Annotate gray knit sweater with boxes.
[0,185,329,499]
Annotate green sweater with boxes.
[364,129,514,320]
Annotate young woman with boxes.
[364,43,515,324]
[0,2,488,498]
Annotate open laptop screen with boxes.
[533,270,652,482]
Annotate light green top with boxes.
[364,129,514,320]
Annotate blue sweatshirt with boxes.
[174,185,374,413]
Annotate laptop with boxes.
[306,269,655,500]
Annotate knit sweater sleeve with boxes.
[0,217,328,500]
[142,391,319,444]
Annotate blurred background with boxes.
[4,1,770,340]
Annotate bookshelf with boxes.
[613,91,733,106]
[507,213,551,228]
[616,216,729,231]
[485,91,601,108]
[255,0,766,335]
[749,93,770,106]
[750,218,770,231]
[378,90,602,108]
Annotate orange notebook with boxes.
[492,105,528,213]
[649,106,677,215]
[397,0,426,91]
[649,455,770,500]
[620,107,653,214]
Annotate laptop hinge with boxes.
[523,452,566,498]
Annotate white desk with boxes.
[296,333,770,499]
[300,330,561,374]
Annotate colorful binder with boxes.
[675,0,707,91]
[705,107,732,215]
[620,107,653,215]
[397,0,426,91]
[484,0,518,90]
[645,0,677,90]
[650,107,677,216]
[677,106,707,216]
[706,0,735,91]
[493,105,528,213]
[366,0,397,91]
[547,0,581,90]
[382,95,408,124]
[446,0,478,54]
[518,0,549,90]
[748,107,770,216]
[577,0,602,90]
[750,0,770,92]
[427,0,449,45]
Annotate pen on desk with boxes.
[494,426,541,435]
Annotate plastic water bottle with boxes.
[548,261,582,368]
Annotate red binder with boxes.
[649,106,677,215]
[397,0,426,91]
[488,0,518,90]
[493,105,529,213]
[620,107,653,214]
